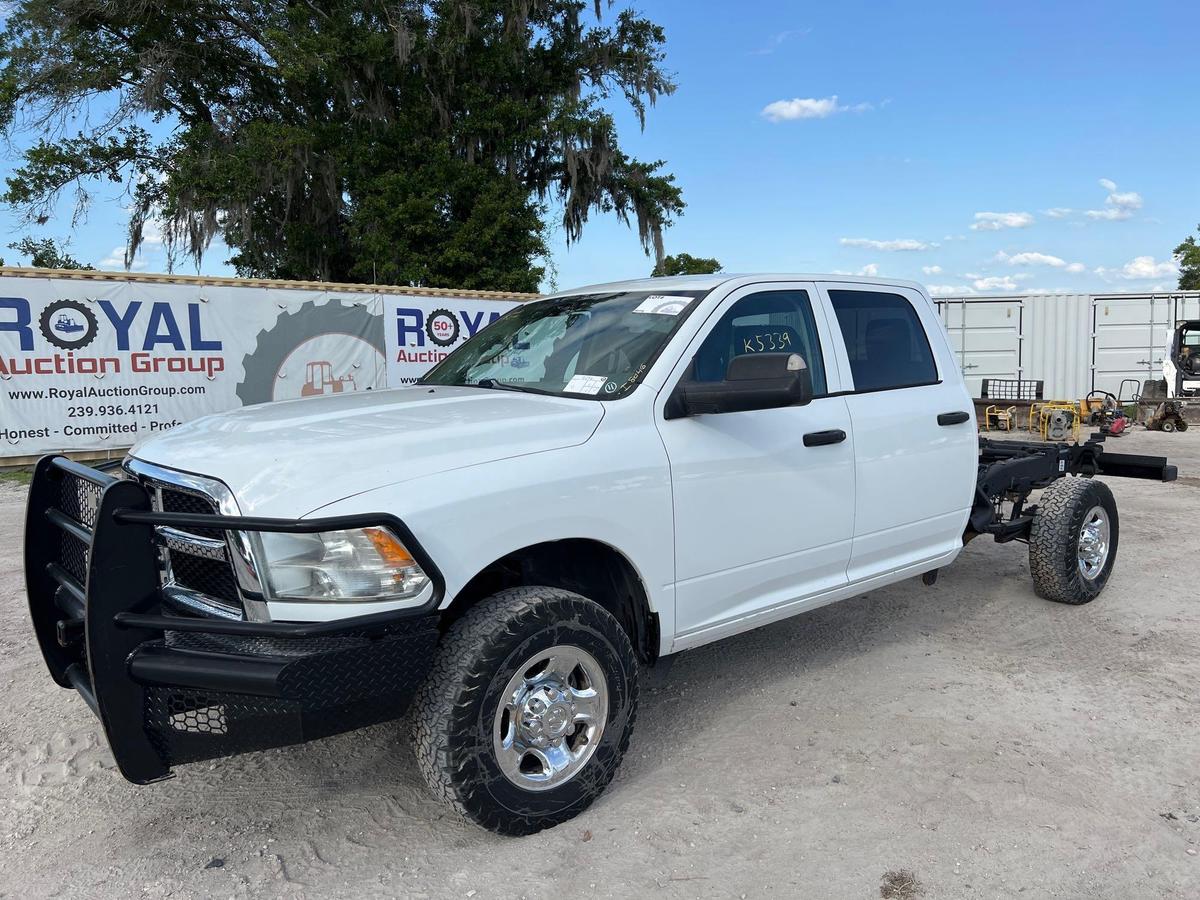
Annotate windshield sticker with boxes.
[632,295,694,316]
[565,373,608,395]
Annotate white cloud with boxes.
[927,283,976,297]
[1044,207,1073,219]
[994,250,1086,273]
[1085,179,1143,221]
[972,275,1025,292]
[1086,200,1140,220]
[840,237,933,252]
[826,264,882,277]
[139,219,164,247]
[922,265,943,275]
[997,250,1064,267]
[1104,255,1179,280]
[761,95,873,122]
[970,211,1035,231]
[98,245,149,272]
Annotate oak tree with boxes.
[0,1,684,291]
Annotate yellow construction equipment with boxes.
[982,404,1017,432]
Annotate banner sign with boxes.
[384,296,514,386]
[0,274,521,457]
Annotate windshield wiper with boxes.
[474,378,545,394]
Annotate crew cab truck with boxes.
[25,275,1177,835]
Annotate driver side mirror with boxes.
[665,352,813,419]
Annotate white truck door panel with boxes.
[661,398,855,634]
[840,384,975,578]
[817,283,976,581]
[655,283,855,636]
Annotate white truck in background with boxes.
[25,275,1177,834]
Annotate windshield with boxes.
[420,289,709,398]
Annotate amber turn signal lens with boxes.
[363,527,417,568]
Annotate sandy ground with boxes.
[1,430,1198,900]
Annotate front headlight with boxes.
[254,527,430,603]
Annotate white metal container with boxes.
[936,292,1200,400]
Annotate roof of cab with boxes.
[544,273,929,298]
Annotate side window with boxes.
[690,290,827,395]
[829,290,938,392]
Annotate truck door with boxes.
[815,282,976,582]
[655,283,856,642]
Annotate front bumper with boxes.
[25,455,442,784]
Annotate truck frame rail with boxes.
[969,435,1177,542]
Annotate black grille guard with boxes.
[25,455,444,784]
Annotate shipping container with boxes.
[936,292,1200,401]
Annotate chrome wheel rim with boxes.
[1077,505,1110,580]
[492,644,609,792]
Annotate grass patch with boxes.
[880,870,923,900]
[0,468,33,485]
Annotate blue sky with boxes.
[3,0,1197,296]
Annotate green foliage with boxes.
[0,1,684,288]
[7,236,93,269]
[652,252,722,276]
[0,468,34,485]
[1175,225,1200,291]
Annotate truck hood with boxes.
[129,386,604,516]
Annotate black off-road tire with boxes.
[410,587,639,835]
[1029,477,1119,604]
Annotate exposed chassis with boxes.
[969,436,1177,543]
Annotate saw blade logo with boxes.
[38,299,99,351]
[236,301,386,406]
[424,308,461,347]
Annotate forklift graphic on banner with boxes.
[235,300,387,405]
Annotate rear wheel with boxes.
[410,587,638,835]
[1029,478,1119,604]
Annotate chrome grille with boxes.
[135,475,246,618]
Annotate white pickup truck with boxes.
[25,274,1177,834]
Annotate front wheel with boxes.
[1028,477,1119,604]
[410,587,638,835]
